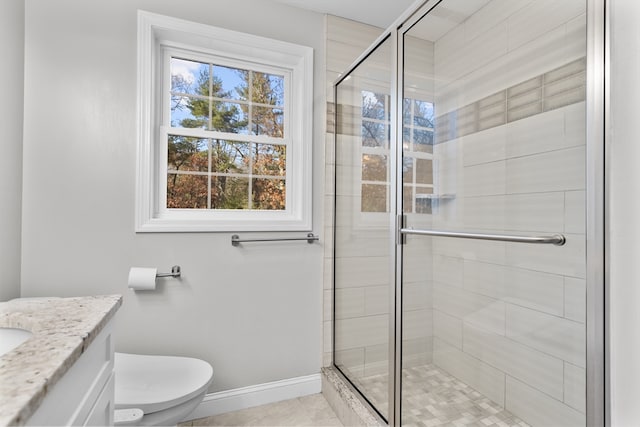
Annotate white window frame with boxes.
[136,11,313,232]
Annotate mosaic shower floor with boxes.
[356,364,530,427]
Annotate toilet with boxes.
[114,352,214,426]
[9,298,213,426]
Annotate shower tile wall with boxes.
[430,1,587,425]
[323,16,381,369]
[333,35,394,394]
[329,16,434,397]
[402,35,436,370]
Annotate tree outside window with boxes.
[167,58,286,211]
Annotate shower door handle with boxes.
[399,228,566,246]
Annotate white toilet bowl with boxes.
[7,298,213,426]
[114,352,214,426]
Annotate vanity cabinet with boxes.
[25,320,115,426]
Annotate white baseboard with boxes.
[183,373,322,422]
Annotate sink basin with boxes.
[0,327,33,357]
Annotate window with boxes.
[136,11,313,232]
[166,59,286,210]
[359,90,434,215]
[402,98,434,214]
[361,90,391,213]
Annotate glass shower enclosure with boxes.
[333,0,604,425]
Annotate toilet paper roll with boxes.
[128,267,157,291]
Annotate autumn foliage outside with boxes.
[167,59,287,210]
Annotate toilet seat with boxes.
[9,299,214,425]
[114,352,214,414]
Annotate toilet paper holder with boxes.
[156,265,181,278]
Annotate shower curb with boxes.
[321,367,385,426]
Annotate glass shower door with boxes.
[334,36,393,421]
[399,1,587,426]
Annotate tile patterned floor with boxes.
[357,364,530,427]
[181,364,529,426]
[180,394,343,426]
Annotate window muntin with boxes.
[166,137,286,210]
[359,90,434,215]
[402,98,434,214]
[360,91,390,213]
[164,52,289,212]
[169,58,285,136]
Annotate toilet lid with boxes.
[114,352,214,414]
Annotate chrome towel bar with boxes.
[399,228,566,246]
[231,233,319,247]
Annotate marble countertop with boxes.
[0,295,122,426]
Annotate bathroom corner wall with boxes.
[0,0,24,302]
[323,15,383,368]
[20,0,325,394]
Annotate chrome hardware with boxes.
[231,233,319,246]
[399,229,566,246]
[155,265,181,278]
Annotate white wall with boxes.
[609,1,640,425]
[21,0,325,393]
[0,0,24,302]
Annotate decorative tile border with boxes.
[332,58,586,144]
[435,57,586,144]
[327,101,336,135]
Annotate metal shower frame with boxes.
[332,0,608,425]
